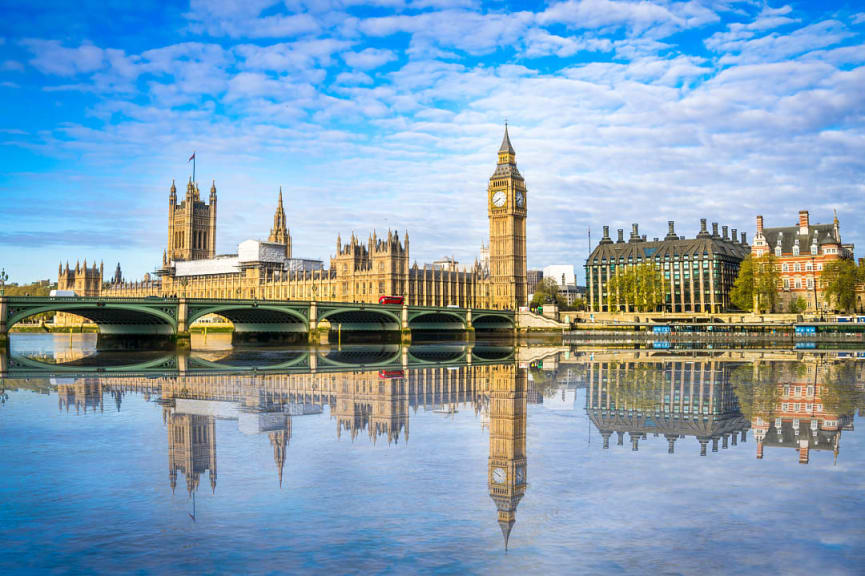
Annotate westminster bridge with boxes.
[0,296,517,350]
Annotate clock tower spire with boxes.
[487,124,527,309]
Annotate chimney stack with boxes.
[665,220,677,240]
[799,210,809,233]
[630,223,640,242]
[617,229,624,243]
[600,225,612,244]
[731,228,737,243]
[712,223,719,237]
[741,232,747,245]
[722,226,729,240]
[756,215,764,236]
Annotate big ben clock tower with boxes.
[488,124,528,309]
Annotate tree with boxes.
[788,296,807,314]
[606,263,665,312]
[730,256,755,311]
[821,259,859,313]
[731,254,779,313]
[531,277,560,307]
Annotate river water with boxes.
[1,334,864,575]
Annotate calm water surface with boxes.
[1,334,864,575]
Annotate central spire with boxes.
[499,122,515,154]
[497,123,516,165]
[268,187,291,257]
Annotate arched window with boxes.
[793,245,799,256]
[775,246,781,257]
[811,244,818,255]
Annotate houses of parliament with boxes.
[63,127,528,310]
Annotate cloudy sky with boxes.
[1,0,864,284]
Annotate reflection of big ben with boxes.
[488,364,527,549]
[488,124,528,310]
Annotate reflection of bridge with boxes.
[0,296,516,350]
[2,344,516,378]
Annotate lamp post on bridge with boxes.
[0,268,8,296]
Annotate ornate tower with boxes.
[487,364,527,550]
[166,412,217,495]
[487,124,527,309]
[268,187,292,258]
[167,178,217,263]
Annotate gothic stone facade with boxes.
[91,128,528,310]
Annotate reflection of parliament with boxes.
[34,349,864,549]
[53,361,528,549]
[66,127,528,310]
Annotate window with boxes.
[783,278,790,290]
[811,244,818,255]
[807,278,814,289]
[795,279,801,289]
[775,246,781,257]
[794,263,801,272]
[782,263,789,272]
[793,245,800,256]
[805,263,812,271]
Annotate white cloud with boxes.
[342,47,397,70]
[21,40,109,76]
[538,0,719,37]
[709,19,852,65]
[184,0,321,38]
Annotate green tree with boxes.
[607,263,665,312]
[531,277,560,307]
[730,256,755,311]
[731,254,779,313]
[821,259,859,312]
[788,296,807,314]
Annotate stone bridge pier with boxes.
[0,296,9,350]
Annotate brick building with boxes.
[751,210,852,312]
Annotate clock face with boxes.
[515,466,525,485]
[492,190,507,208]
[493,467,506,484]
[515,191,525,208]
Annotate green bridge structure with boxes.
[0,296,516,350]
[1,343,516,379]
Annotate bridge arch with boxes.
[187,304,308,327]
[188,304,309,347]
[318,308,402,331]
[5,299,178,351]
[407,311,466,331]
[7,302,177,331]
[471,313,515,330]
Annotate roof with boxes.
[587,234,749,264]
[761,223,839,253]
[499,124,515,154]
[491,163,522,179]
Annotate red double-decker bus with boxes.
[378,295,404,305]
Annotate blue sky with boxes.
[1,0,864,284]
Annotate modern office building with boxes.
[585,219,749,313]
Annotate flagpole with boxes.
[193,154,196,184]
